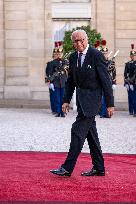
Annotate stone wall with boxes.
[0,0,4,98]
[4,0,29,99]
[0,0,136,108]
[0,0,51,104]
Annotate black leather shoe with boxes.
[81,168,105,176]
[100,115,109,118]
[55,113,60,117]
[50,167,71,177]
[52,112,57,115]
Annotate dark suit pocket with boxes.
[85,63,95,71]
[86,65,95,70]
[84,67,96,80]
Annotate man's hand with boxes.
[107,107,114,118]
[62,103,70,114]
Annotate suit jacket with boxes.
[46,59,67,88]
[63,46,114,117]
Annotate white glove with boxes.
[125,84,129,91]
[130,85,134,91]
[112,84,116,90]
[49,83,55,91]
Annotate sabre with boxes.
[113,50,119,59]
[108,51,113,58]
[63,52,69,59]
[63,51,72,60]
[108,50,119,69]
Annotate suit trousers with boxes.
[61,105,104,173]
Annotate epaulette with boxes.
[125,60,132,64]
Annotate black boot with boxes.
[61,112,65,117]
[55,113,60,117]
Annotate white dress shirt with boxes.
[77,44,89,67]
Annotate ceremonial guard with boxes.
[46,44,68,117]
[46,48,58,114]
[124,44,136,116]
[99,40,116,118]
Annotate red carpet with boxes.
[0,152,136,203]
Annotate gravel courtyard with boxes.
[0,108,135,154]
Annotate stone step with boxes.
[0,99,128,111]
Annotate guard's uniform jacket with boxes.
[48,59,67,88]
[124,60,134,86]
[107,60,116,85]
[128,60,136,88]
[130,60,136,115]
[124,59,136,115]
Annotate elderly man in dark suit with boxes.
[50,30,114,177]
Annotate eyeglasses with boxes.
[73,38,85,44]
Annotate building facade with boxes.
[0,0,136,108]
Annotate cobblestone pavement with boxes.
[0,108,135,154]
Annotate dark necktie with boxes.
[78,52,83,68]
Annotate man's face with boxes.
[72,32,88,52]
[130,55,134,61]
[53,53,58,59]
[57,52,63,59]
[103,52,108,60]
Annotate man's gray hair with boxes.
[71,29,88,41]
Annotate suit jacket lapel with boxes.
[81,47,91,69]
[74,52,78,68]
[72,52,78,84]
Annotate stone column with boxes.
[4,0,30,99]
[0,0,4,98]
[27,0,47,100]
[44,0,53,63]
[114,0,136,106]
[93,0,115,52]
[90,0,97,29]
